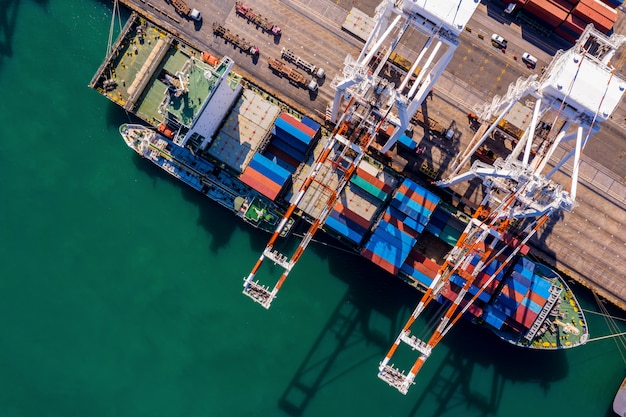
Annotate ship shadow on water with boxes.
[278,235,569,417]
[0,0,48,69]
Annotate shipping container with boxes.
[355,166,393,193]
[265,143,301,169]
[329,209,369,235]
[383,212,422,238]
[300,116,321,134]
[350,175,388,200]
[361,248,399,275]
[484,309,506,330]
[367,233,412,267]
[274,113,316,151]
[511,270,532,288]
[598,0,623,7]
[572,0,616,31]
[333,202,372,230]
[263,152,296,174]
[548,0,576,12]
[440,223,462,245]
[271,136,306,161]
[325,215,364,244]
[520,296,543,314]
[559,10,588,34]
[554,25,580,43]
[514,306,539,328]
[402,178,441,201]
[530,275,552,299]
[398,134,418,150]
[524,0,569,28]
[580,0,620,19]
[400,263,434,287]
[396,184,440,212]
[249,154,290,185]
[240,166,282,200]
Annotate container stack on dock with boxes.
[240,153,291,200]
[361,178,440,277]
[555,0,619,42]
[506,0,620,41]
[398,133,420,151]
[325,160,396,245]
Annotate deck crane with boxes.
[242,0,481,308]
[378,24,626,395]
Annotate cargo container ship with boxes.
[91,11,590,354]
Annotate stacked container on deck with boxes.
[243,112,320,200]
[486,257,553,332]
[325,160,396,245]
[361,178,440,280]
[425,206,467,246]
[240,153,291,200]
[266,112,319,172]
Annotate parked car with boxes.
[522,52,538,68]
[491,33,508,49]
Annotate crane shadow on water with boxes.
[278,234,569,417]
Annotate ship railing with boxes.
[242,280,273,309]
[263,248,293,271]
[377,365,413,395]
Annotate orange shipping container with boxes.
[560,12,588,34]
[333,202,372,230]
[240,166,282,200]
[579,0,619,20]
[572,1,616,32]
[548,0,576,12]
[355,167,393,193]
[396,184,439,213]
[524,0,569,28]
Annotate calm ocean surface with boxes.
[0,1,624,416]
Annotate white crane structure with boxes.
[242,0,481,309]
[378,24,626,395]
[330,0,480,154]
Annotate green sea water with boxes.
[0,1,625,416]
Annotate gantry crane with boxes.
[242,0,480,308]
[378,24,626,394]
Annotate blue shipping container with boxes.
[329,210,368,236]
[401,178,441,205]
[378,220,417,246]
[264,152,296,174]
[249,157,287,186]
[325,216,363,244]
[301,116,321,133]
[398,134,417,150]
[425,222,443,237]
[274,119,312,151]
[272,137,306,161]
[400,263,434,287]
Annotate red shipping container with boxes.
[579,0,619,20]
[554,26,580,43]
[548,0,576,11]
[278,112,317,138]
[572,1,615,32]
[265,143,301,168]
[361,248,399,275]
[524,0,569,28]
[240,166,282,200]
[333,202,372,230]
[404,257,439,279]
[560,13,588,33]
[355,167,393,193]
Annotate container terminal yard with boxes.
[91,0,626,391]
